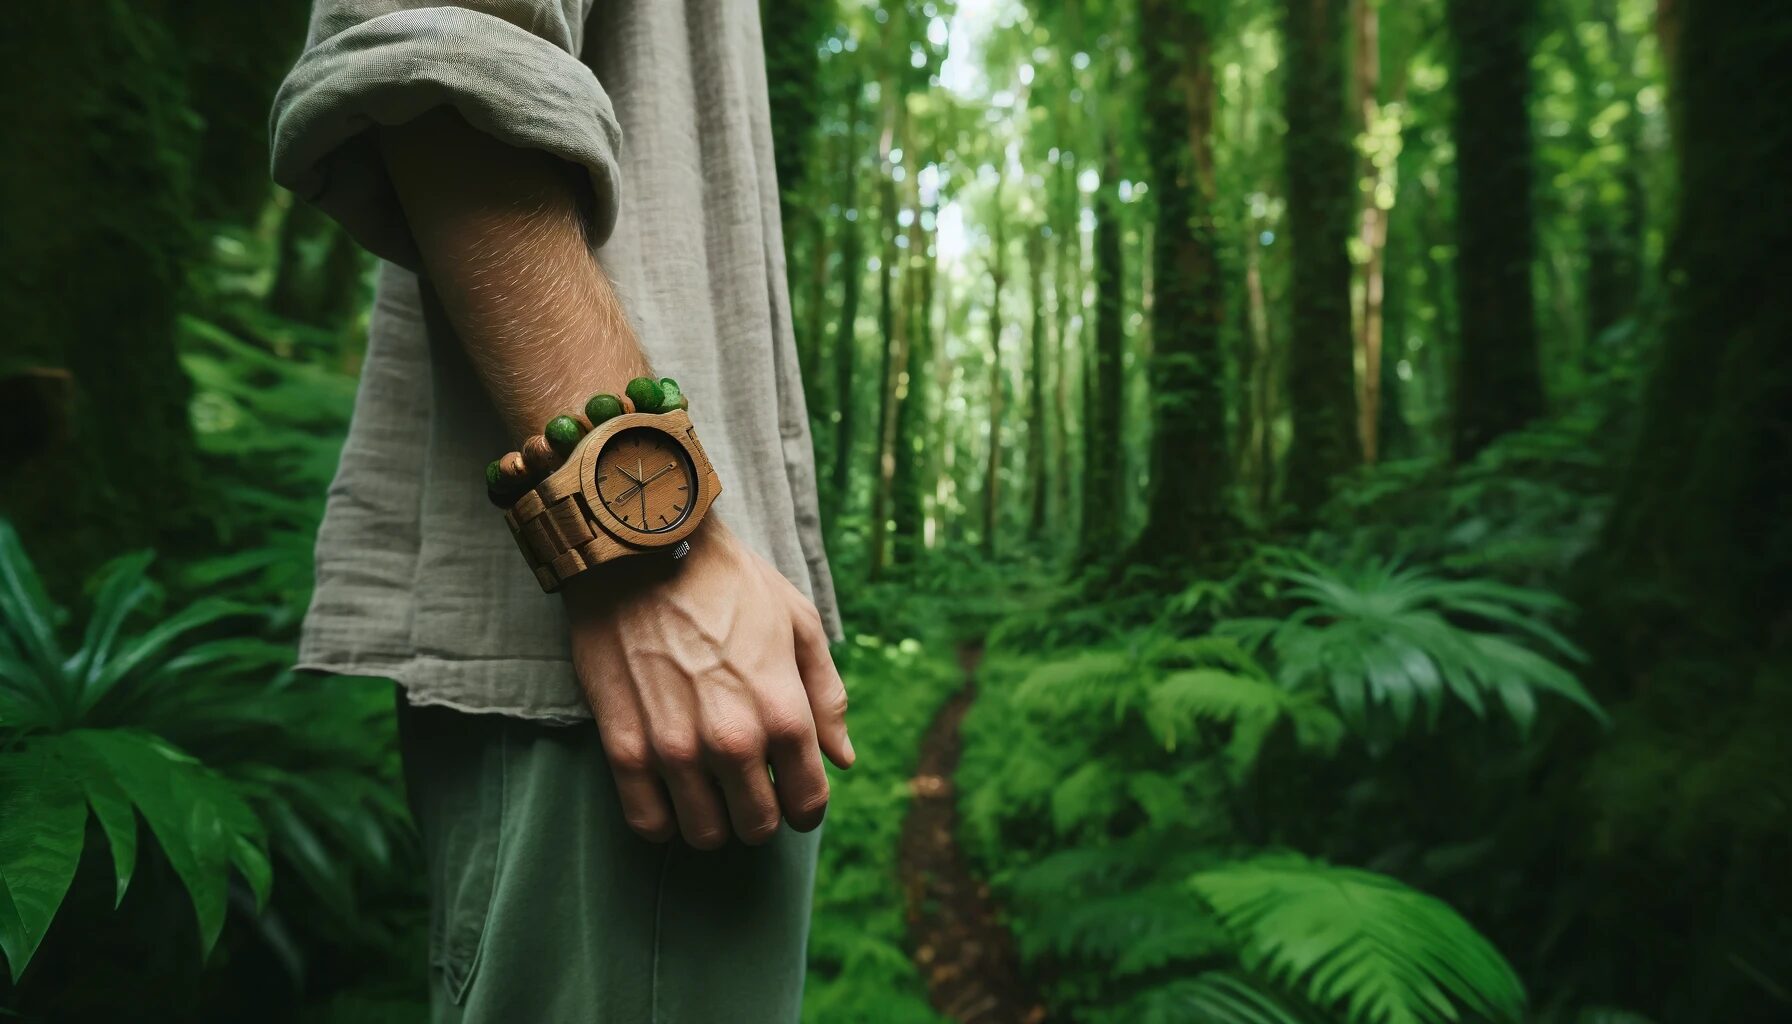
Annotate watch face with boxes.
[594,427,699,535]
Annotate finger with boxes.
[713,756,781,846]
[767,705,830,833]
[657,750,732,851]
[612,762,678,844]
[792,606,854,769]
[702,719,781,845]
[591,694,678,843]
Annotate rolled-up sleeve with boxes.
[270,1,620,267]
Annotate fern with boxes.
[1190,855,1526,1024]
[1098,971,1328,1024]
[1143,669,1343,778]
[1220,553,1604,737]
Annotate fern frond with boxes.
[1098,971,1328,1024]
[1190,855,1526,1024]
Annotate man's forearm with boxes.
[380,108,646,442]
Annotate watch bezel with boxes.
[574,409,717,551]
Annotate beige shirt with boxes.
[272,0,839,720]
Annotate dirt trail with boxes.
[897,645,1048,1024]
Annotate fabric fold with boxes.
[270,5,621,267]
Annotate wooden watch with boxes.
[503,408,721,593]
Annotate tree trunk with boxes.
[1132,0,1232,563]
[0,3,202,584]
[1447,0,1543,460]
[826,82,864,533]
[1077,140,1128,563]
[1026,225,1050,538]
[1052,137,1082,544]
[869,101,909,580]
[982,200,1008,559]
[1573,3,1791,1013]
[762,0,829,240]
[1283,0,1363,514]
[893,162,935,568]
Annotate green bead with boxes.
[625,376,665,413]
[545,414,585,456]
[657,377,686,412]
[585,392,624,425]
[485,459,504,490]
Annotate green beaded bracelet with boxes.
[544,414,586,457]
[485,379,692,500]
[625,375,665,413]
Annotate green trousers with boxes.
[398,700,821,1022]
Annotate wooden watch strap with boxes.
[503,473,622,593]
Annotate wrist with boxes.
[494,381,723,594]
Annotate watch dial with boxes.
[594,428,698,534]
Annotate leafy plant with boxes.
[0,520,409,983]
[0,521,269,977]
[1190,855,1527,1024]
[1218,552,1604,738]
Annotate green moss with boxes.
[658,377,686,412]
[485,459,504,490]
[625,376,665,413]
[545,414,585,456]
[584,392,624,426]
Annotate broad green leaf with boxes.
[63,730,261,958]
[1191,855,1526,1024]
[61,745,139,908]
[0,747,88,978]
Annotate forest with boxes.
[1,0,1787,1022]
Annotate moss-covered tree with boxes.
[0,3,204,584]
[1282,0,1364,514]
[1447,0,1544,459]
[1569,3,1792,1015]
[1132,0,1233,561]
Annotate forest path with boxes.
[897,643,1048,1024]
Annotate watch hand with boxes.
[614,462,678,516]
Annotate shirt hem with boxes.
[296,653,592,724]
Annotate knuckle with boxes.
[605,737,653,773]
[762,707,812,746]
[818,683,850,720]
[650,733,700,768]
[705,721,765,764]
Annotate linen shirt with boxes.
[271,0,839,720]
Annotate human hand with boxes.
[563,522,854,848]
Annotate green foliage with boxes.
[0,520,409,986]
[958,537,1600,1022]
[1190,855,1526,1024]
[1218,551,1602,738]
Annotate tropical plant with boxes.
[1190,855,1527,1024]
[1218,551,1604,739]
[0,520,409,984]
